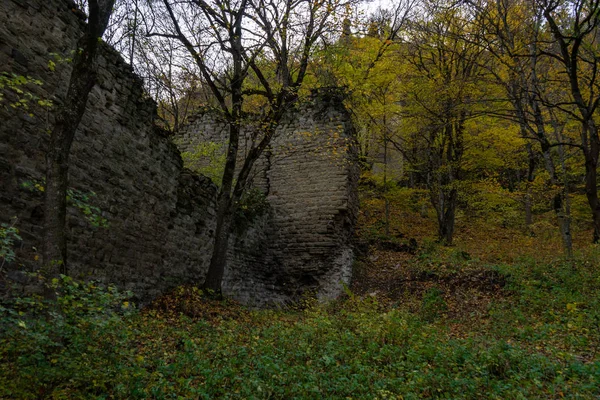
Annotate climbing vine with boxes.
[0,72,52,110]
[21,180,108,228]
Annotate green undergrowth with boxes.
[1,253,600,399]
[413,245,600,356]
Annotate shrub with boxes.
[0,275,139,398]
[0,220,21,266]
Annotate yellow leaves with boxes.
[460,115,524,170]
[298,130,314,138]
[37,99,53,108]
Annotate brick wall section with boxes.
[0,0,216,301]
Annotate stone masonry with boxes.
[0,0,359,305]
[1,0,216,301]
[178,93,360,305]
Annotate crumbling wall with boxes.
[0,0,359,306]
[0,0,216,300]
[179,91,360,305]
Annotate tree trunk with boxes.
[43,36,97,273]
[43,146,69,275]
[383,131,390,236]
[552,186,572,257]
[436,188,457,245]
[557,208,573,258]
[201,112,241,293]
[524,143,536,228]
[583,121,600,243]
[202,21,244,294]
[554,134,573,256]
[202,194,233,295]
[524,187,533,227]
[42,0,115,289]
[586,174,600,244]
[561,194,573,257]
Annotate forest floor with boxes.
[353,189,597,340]
[353,190,600,361]
[2,187,600,398]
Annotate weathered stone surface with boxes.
[178,90,360,305]
[0,0,359,306]
[0,0,216,301]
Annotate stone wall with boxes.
[0,0,217,301]
[0,0,359,305]
[178,91,360,305]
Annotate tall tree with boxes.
[311,2,414,235]
[538,0,600,242]
[469,0,575,252]
[43,0,116,277]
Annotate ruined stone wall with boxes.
[179,92,360,305]
[0,0,216,300]
[0,0,358,305]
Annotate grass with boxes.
[1,188,600,398]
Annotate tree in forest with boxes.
[147,0,351,294]
[474,0,600,245]
[394,1,487,245]
[468,0,575,252]
[313,2,414,158]
[43,0,115,279]
[537,0,600,243]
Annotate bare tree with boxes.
[147,0,352,293]
[104,0,203,133]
